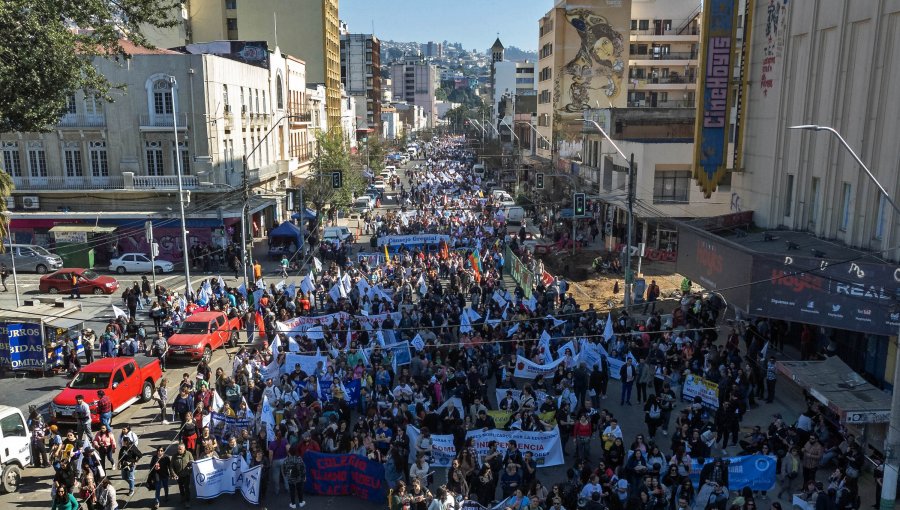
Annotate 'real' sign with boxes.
[692,0,739,198]
[749,255,900,336]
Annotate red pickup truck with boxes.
[166,311,242,363]
[50,355,163,427]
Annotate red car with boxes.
[50,355,163,427]
[166,311,242,363]
[39,268,119,295]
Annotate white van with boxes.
[323,226,353,244]
[473,163,485,177]
[504,206,526,225]
[0,405,30,493]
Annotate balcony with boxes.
[10,174,198,191]
[139,113,189,131]
[58,113,106,128]
[630,52,698,67]
[630,29,699,42]
[629,75,697,90]
[627,100,696,108]
[246,161,286,184]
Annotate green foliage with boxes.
[0,171,12,251]
[435,88,449,102]
[307,131,365,216]
[0,0,179,133]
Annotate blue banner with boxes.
[303,452,386,503]
[207,412,252,442]
[4,323,45,371]
[687,455,777,491]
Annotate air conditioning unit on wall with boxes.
[4,196,14,210]
[21,196,40,210]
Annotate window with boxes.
[223,85,230,111]
[254,89,259,114]
[653,170,691,204]
[276,76,284,109]
[784,174,794,217]
[809,177,820,227]
[173,141,190,175]
[225,0,237,8]
[65,94,77,114]
[84,94,102,116]
[631,19,638,30]
[0,412,26,438]
[875,194,887,240]
[240,87,245,112]
[639,19,650,31]
[27,142,47,178]
[153,79,173,115]
[1,141,22,177]
[63,142,83,178]
[262,90,267,114]
[113,370,125,387]
[122,362,136,378]
[145,141,164,176]
[840,182,852,231]
[89,141,108,177]
[226,18,238,30]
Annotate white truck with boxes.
[0,405,30,493]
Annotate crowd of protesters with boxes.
[32,138,880,510]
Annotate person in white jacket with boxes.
[409,454,430,486]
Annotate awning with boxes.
[777,357,892,424]
[49,225,116,234]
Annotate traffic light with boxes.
[536,172,544,189]
[332,171,343,189]
[574,193,586,217]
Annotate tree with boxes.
[0,0,179,133]
[306,131,365,220]
[0,172,12,252]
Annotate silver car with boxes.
[0,244,64,274]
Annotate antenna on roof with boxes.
[274,12,278,49]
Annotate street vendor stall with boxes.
[0,299,85,376]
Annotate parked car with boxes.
[323,226,354,244]
[0,244,63,274]
[108,252,174,274]
[352,196,375,214]
[39,268,119,295]
[49,356,163,427]
[166,311,242,363]
[0,405,30,493]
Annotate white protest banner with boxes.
[239,463,262,504]
[193,457,242,499]
[277,313,348,336]
[406,425,457,467]
[377,234,451,247]
[682,374,720,409]
[592,344,636,381]
[283,353,328,376]
[513,355,565,379]
[465,427,565,467]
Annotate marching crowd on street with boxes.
[35,138,882,510]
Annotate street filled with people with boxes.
[32,138,881,510]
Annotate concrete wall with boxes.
[734,0,900,260]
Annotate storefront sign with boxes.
[844,410,890,424]
[749,255,900,336]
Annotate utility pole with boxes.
[170,75,192,299]
[624,153,635,307]
[240,156,250,291]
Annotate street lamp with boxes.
[168,75,192,299]
[1,211,20,307]
[579,118,636,307]
[789,124,900,510]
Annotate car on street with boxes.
[0,244,63,274]
[166,311,242,363]
[49,355,163,427]
[353,196,375,214]
[108,252,174,274]
[39,268,119,295]
[323,226,354,244]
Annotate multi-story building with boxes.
[146,0,342,132]
[425,41,443,59]
[390,59,439,128]
[340,33,382,137]
[2,42,314,264]
[381,107,402,140]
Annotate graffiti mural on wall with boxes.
[559,9,627,113]
[760,0,789,96]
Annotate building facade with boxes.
[2,43,313,263]
[390,59,439,128]
[340,33,382,136]
[146,0,343,132]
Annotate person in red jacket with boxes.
[573,414,593,462]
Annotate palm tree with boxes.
[0,171,13,253]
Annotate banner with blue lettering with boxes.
[205,412,252,441]
[3,323,45,371]
[303,451,387,503]
[686,455,776,491]
[0,324,9,369]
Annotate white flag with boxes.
[300,273,315,295]
[313,257,323,273]
[603,312,615,341]
[112,305,129,319]
[212,390,225,412]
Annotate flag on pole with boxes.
[603,312,615,342]
[237,283,247,297]
[313,257,323,273]
[383,244,390,265]
[300,273,315,295]
[411,334,425,352]
[212,391,225,412]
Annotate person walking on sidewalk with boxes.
[778,447,802,499]
[801,436,824,485]
[283,446,307,508]
[619,357,635,406]
[765,356,778,403]
[0,263,8,292]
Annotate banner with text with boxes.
[303,452,387,503]
[682,374,721,409]
[406,425,457,467]
[466,427,564,467]
[193,457,261,504]
[513,355,566,379]
[0,323,45,371]
[377,234,451,248]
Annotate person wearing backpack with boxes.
[283,445,307,508]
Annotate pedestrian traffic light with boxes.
[574,193,586,216]
[332,171,343,189]
[536,172,544,189]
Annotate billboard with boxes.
[692,0,739,197]
[0,323,45,371]
[554,0,631,153]
[748,256,900,336]
[676,228,753,311]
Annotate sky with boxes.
[340,0,552,52]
